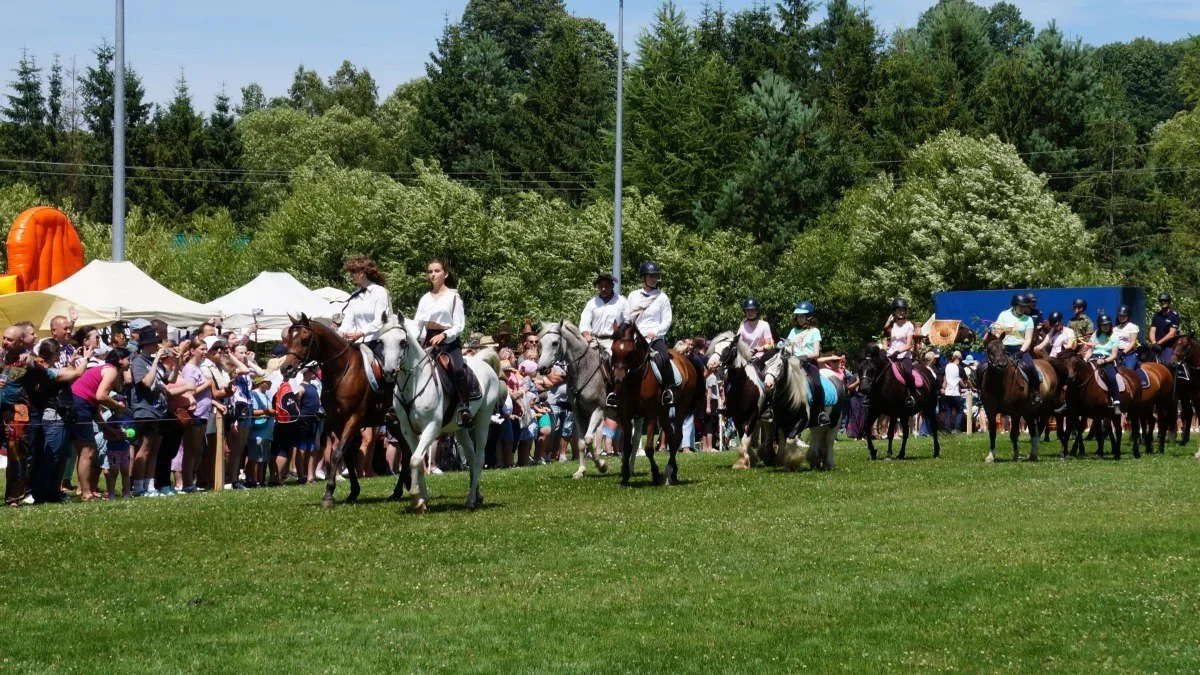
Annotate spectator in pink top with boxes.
[737,298,774,356]
[69,347,131,500]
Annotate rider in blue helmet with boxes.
[783,301,831,426]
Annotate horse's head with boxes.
[610,321,647,394]
[1171,334,1195,367]
[1059,349,1087,386]
[856,342,887,390]
[280,314,318,379]
[705,331,738,373]
[983,334,1009,369]
[537,321,564,375]
[956,325,978,345]
[380,314,409,375]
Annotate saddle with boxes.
[808,371,840,407]
[1092,369,1128,393]
[435,352,483,401]
[649,358,683,388]
[890,362,925,388]
[358,344,385,393]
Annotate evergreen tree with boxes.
[145,73,207,218]
[1,49,49,187]
[81,40,153,222]
[204,89,251,219]
[288,66,329,116]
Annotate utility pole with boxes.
[612,0,624,294]
[112,0,126,261]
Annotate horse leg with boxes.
[1100,417,1112,459]
[985,411,998,463]
[322,416,360,507]
[898,415,910,460]
[644,418,662,485]
[619,421,635,486]
[408,424,440,513]
[928,400,941,459]
[459,420,488,510]
[886,417,897,460]
[864,410,879,461]
[1180,393,1193,445]
[577,408,607,479]
[1027,415,1039,462]
[663,416,682,486]
[1010,418,1021,462]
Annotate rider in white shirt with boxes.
[340,256,394,377]
[579,272,627,354]
[616,260,676,406]
[414,258,472,426]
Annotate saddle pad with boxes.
[359,344,382,393]
[650,359,683,387]
[807,375,839,407]
[890,362,924,389]
[436,361,483,401]
[1092,370,1127,393]
[1137,369,1150,389]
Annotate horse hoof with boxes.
[320,498,334,509]
[412,500,427,514]
[732,459,749,470]
[984,454,995,464]
[572,469,585,480]
[597,460,608,474]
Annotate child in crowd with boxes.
[102,398,134,498]
[248,376,275,488]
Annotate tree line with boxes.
[1,0,1199,347]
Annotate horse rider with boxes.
[1036,311,1077,358]
[415,257,472,427]
[1085,314,1122,414]
[1113,305,1142,376]
[882,298,919,409]
[738,298,774,357]
[1068,298,1094,340]
[1149,292,1181,365]
[618,260,676,407]
[1025,293,1045,329]
[340,255,394,379]
[985,293,1042,407]
[579,272,627,354]
[783,301,830,426]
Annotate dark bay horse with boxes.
[857,343,940,460]
[281,314,403,507]
[1132,346,1175,456]
[1058,350,1139,459]
[705,331,774,469]
[610,322,702,486]
[1169,335,1200,451]
[979,335,1042,462]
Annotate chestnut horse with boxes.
[280,314,402,506]
[1058,350,1139,459]
[856,343,941,460]
[979,335,1043,462]
[1132,346,1175,456]
[610,322,702,486]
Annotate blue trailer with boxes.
[933,287,1146,336]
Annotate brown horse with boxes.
[978,335,1043,462]
[280,314,401,507]
[856,343,940,460]
[1168,335,1200,451]
[610,322,702,486]
[1132,346,1175,456]
[1058,350,1139,459]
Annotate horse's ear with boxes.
[299,313,310,326]
[287,313,297,324]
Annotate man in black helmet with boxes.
[1149,292,1181,365]
[1067,298,1093,340]
[1025,293,1044,329]
[617,260,677,406]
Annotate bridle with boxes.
[285,324,351,374]
[543,322,603,398]
[389,324,437,411]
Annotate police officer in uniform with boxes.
[1149,292,1182,365]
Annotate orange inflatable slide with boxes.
[5,206,85,292]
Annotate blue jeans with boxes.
[1122,353,1140,370]
[1160,347,1175,365]
[30,416,71,504]
[1003,346,1039,384]
[1096,361,1120,404]
[940,395,965,431]
[681,413,696,449]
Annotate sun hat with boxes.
[203,336,226,351]
[519,360,538,376]
[129,318,151,330]
[136,326,161,347]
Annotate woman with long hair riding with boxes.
[415,257,471,426]
[782,301,829,426]
[738,298,774,356]
[883,298,918,409]
[340,255,394,377]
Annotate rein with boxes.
[392,332,436,411]
[545,324,603,400]
[287,327,352,375]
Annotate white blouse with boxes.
[415,289,465,343]
[623,288,672,339]
[579,294,628,338]
[341,283,392,343]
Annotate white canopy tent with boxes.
[210,271,336,332]
[0,291,113,334]
[314,286,350,304]
[45,260,216,328]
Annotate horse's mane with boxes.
[772,354,810,414]
[709,330,747,365]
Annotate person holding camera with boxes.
[129,327,190,497]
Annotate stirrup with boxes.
[816,411,831,427]
[605,392,618,409]
[760,407,774,422]
[1053,403,1067,415]
[457,406,473,426]
[661,389,675,406]
[904,395,917,409]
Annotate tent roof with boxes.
[314,286,350,303]
[209,271,335,332]
[0,291,114,334]
[45,260,216,328]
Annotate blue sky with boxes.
[3,1,1199,113]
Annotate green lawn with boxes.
[3,434,1200,673]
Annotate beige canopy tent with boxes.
[45,260,217,328]
[314,286,350,304]
[209,271,336,332]
[0,291,113,334]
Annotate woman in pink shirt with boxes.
[70,347,131,500]
[737,298,774,355]
[882,298,919,409]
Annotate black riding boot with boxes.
[803,360,830,426]
[454,369,473,426]
[903,372,918,410]
[656,355,676,406]
[1024,364,1043,407]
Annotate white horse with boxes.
[381,316,503,513]
[761,351,844,471]
[536,321,609,479]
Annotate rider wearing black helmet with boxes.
[985,293,1042,406]
[1113,305,1141,373]
[1149,292,1181,365]
[1035,311,1077,358]
[616,260,677,406]
[1089,314,1122,413]
[882,297,919,409]
[1025,293,1044,328]
[1067,298,1093,339]
[738,297,774,356]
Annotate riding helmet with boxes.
[1026,293,1038,304]
[595,272,615,285]
[638,260,662,277]
[1159,292,1173,302]
[1116,304,1130,318]
[1072,298,1087,310]
[1048,311,1064,325]
[1012,293,1031,307]
[794,301,815,315]
[891,298,909,310]
[742,298,760,312]
[1097,313,1113,328]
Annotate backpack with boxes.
[274,381,300,424]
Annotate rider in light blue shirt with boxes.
[987,293,1041,406]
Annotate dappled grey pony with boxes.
[537,321,610,479]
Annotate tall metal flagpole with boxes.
[112,0,126,261]
[611,0,624,294]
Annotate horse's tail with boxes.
[477,348,502,375]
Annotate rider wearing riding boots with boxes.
[883,298,919,409]
[1087,314,1122,413]
[1113,305,1141,373]
[1068,298,1094,340]
[1149,292,1181,365]
[785,301,831,426]
[988,293,1042,406]
[622,260,676,406]
[579,272,627,353]
[341,255,393,376]
[1036,311,1077,358]
[415,257,472,427]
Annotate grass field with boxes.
[3,433,1200,673]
